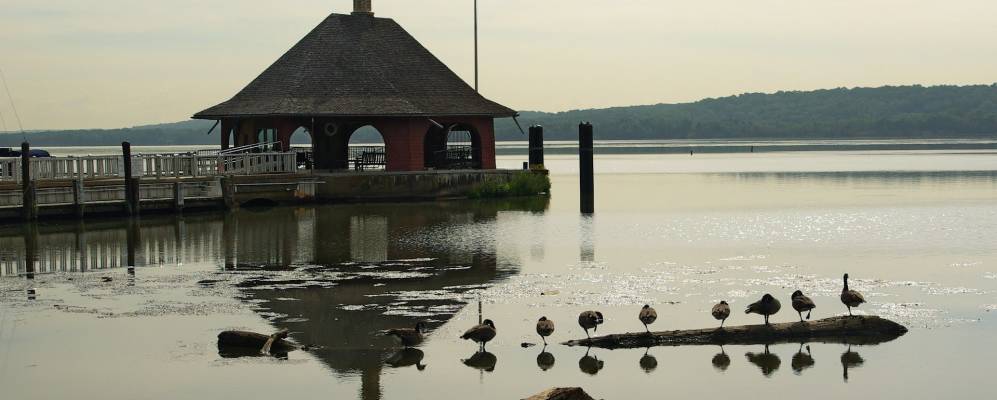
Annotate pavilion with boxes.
[193,0,516,172]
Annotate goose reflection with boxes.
[745,344,781,377]
[462,350,497,372]
[578,348,605,375]
[385,348,426,371]
[841,345,865,382]
[791,343,815,375]
[537,347,556,371]
[712,346,731,372]
[639,348,658,373]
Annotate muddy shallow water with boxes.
[2,150,996,399]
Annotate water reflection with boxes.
[792,344,815,375]
[745,345,781,377]
[712,346,731,372]
[462,351,497,372]
[536,348,556,371]
[841,345,865,382]
[579,348,605,375]
[639,348,658,373]
[385,348,426,371]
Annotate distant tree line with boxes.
[3,84,996,148]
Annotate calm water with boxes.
[2,148,997,399]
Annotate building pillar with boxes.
[275,119,299,152]
[220,120,234,150]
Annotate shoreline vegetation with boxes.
[467,171,551,199]
[3,84,996,147]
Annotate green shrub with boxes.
[468,172,550,199]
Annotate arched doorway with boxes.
[424,124,481,170]
[289,127,313,169]
[348,125,386,171]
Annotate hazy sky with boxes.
[1,0,995,130]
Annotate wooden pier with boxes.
[1,142,317,221]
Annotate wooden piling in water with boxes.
[122,142,140,216]
[579,123,594,214]
[126,217,139,267]
[529,125,544,169]
[173,182,185,212]
[21,142,37,221]
[72,179,85,218]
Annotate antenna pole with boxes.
[474,0,479,92]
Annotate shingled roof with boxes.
[193,13,516,119]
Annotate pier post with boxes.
[529,125,545,169]
[72,179,85,218]
[122,142,140,215]
[21,142,37,221]
[126,217,140,268]
[173,182,185,212]
[221,177,237,210]
[23,221,38,279]
[579,123,594,214]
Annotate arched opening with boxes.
[424,123,481,170]
[348,125,386,171]
[289,127,313,169]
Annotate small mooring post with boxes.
[579,122,594,214]
[72,179,85,218]
[23,222,38,279]
[122,142,140,215]
[126,216,140,269]
[21,142,37,221]
[529,125,544,169]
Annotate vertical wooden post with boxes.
[72,178,85,218]
[23,221,38,279]
[221,177,237,209]
[529,125,545,169]
[21,142,37,221]
[123,142,140,215]
[579,123,594,214]
[173,182,184,212]
[126,217,140,268]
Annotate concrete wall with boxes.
[315,169,521,202]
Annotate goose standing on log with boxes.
[745,294,781,325]
[578,311,604,339]
[791,290,816,322]
[382,321,427,348]
[536,317,555,345]
[712,301,731,328]
[461,319,497,351]
[840,273,866,316]
[638,305,657,333]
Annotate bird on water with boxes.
[578,311,604,339]
[382,321,427,348]
[791,290,816,322]
[536,316,555,345]
[461,319,496,351]
[840,273,866,316]
[638,305,657,333]
[745,294,781,325]
[712,301,731,328]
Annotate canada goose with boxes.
[385,348,426,371]
[840,274,866,316]
[462,350,497,372]
[745,294,781,325]
[578,311,604,339]
[460,319,497,351]
[791,343,815,375]
[536,350,556,371]
[639,348,658,373]
[382,321,427,348]
[840,345,865,382]
[712,301,731,328]
[791,290,816,322]
[712,346,731,372]
[745,344,781,377]
[536,317,555,345]
[638,305,657,333]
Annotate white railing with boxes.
[0,152,298,183]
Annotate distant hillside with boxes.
[3,84,996,147]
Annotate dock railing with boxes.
[0,152,299,183]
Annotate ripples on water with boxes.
[1,150,997,399]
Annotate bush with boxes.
[468,172,550,199]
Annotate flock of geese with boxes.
[379,274,869,380]
[384,274,867,352]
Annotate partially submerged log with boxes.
[562,315,907,350]
[523,387,595,400]
[217,329,299,357]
